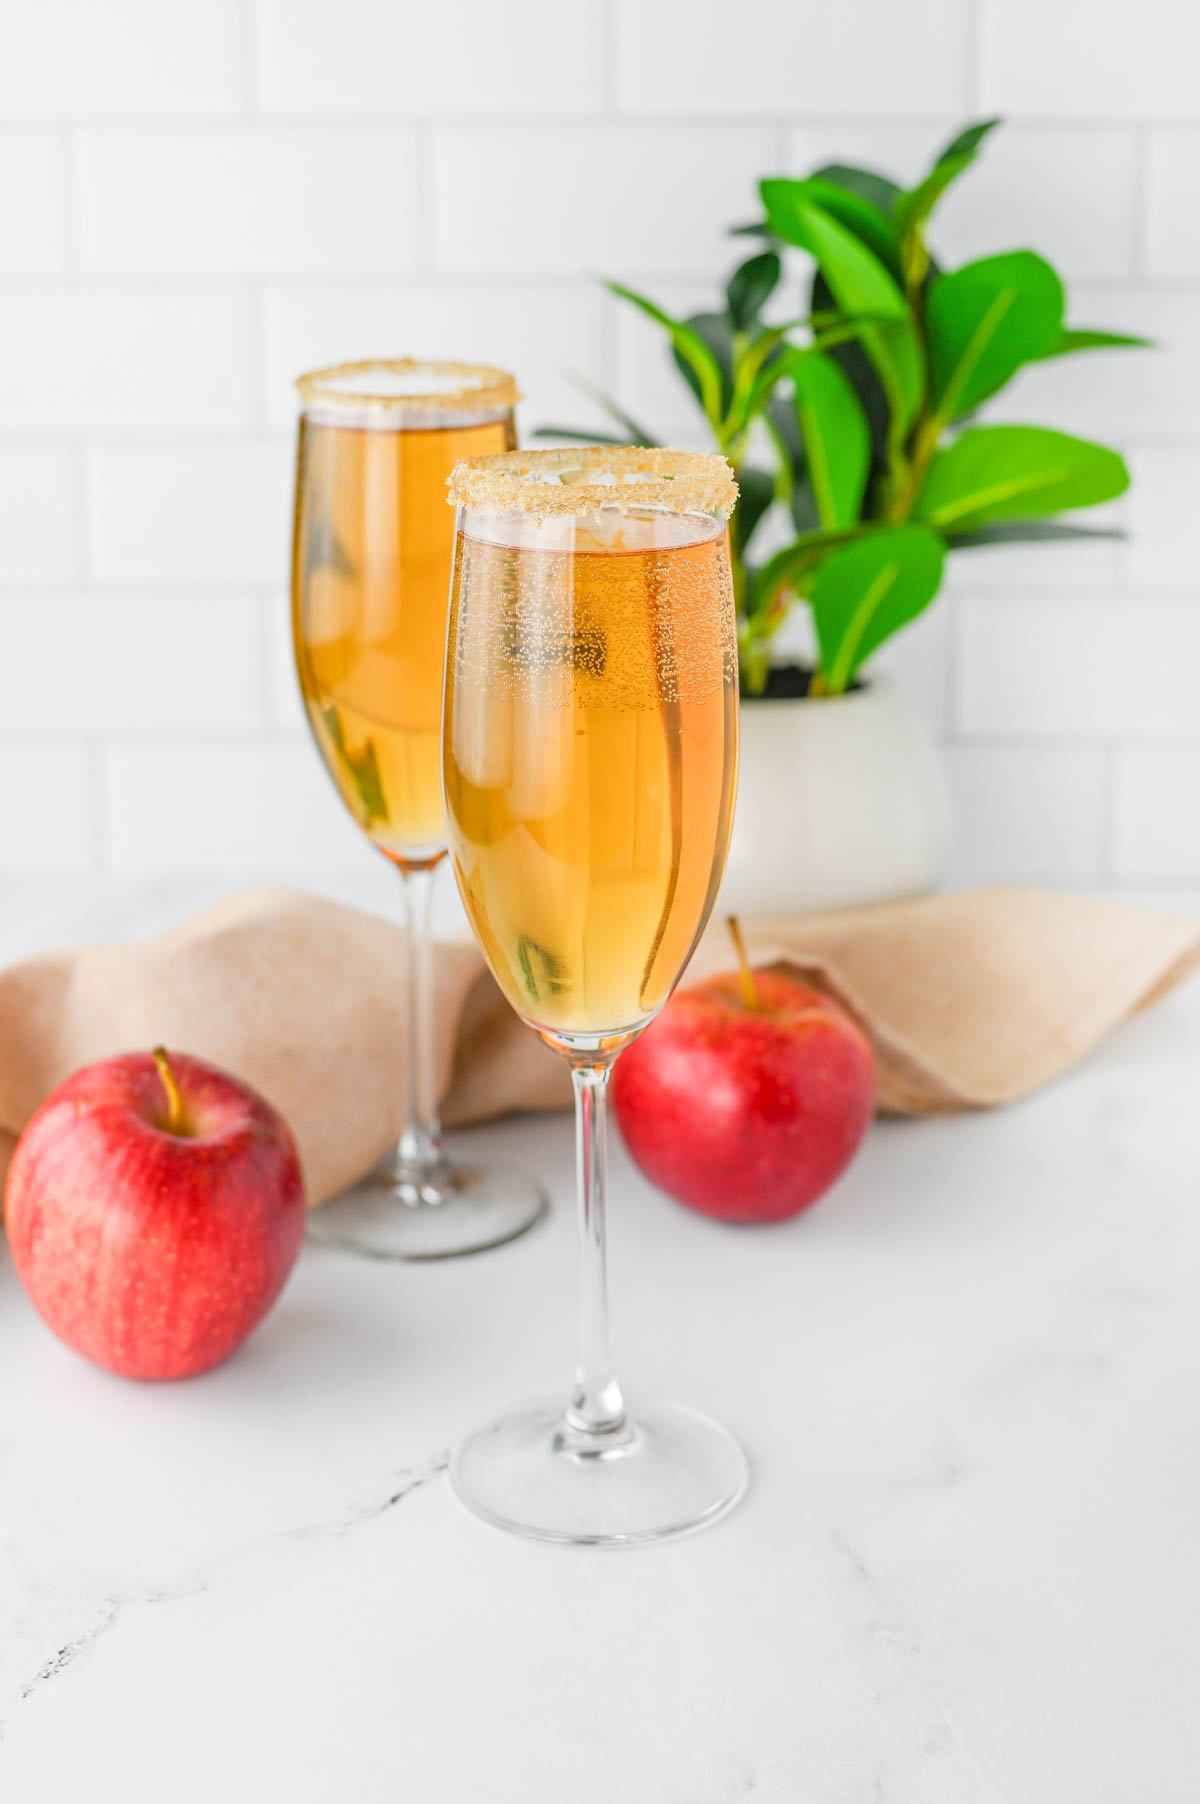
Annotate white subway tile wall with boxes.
[943,745,1111,883]
[0,132,68,275]
[1146,131,1200,278]
[255,0,606,118]
[615,0,969,117]
[0,1,247,120]
[430,125,778,275]
[260,284,610,432]
[0,596,263,733]
[978,0,1200,120]
[0,0,1194,888]
[85,443,292,587]
[76,127,422,277]
[956,598,1200,739]
[0,446,77,585]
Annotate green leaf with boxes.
[761,184,923,437]
[914,425,1130,531]
[794,177,900,272]
[790,477,821,534]
[535,376,657,449]
[894,122,1002,288]
[567,377,658,446]
[926,251,1064,421]
[757,180,909,320]
[765,388,804,470]
[946,519,1125,549]
[935,118,1003,164]
[723,321,801,439]
[746,526,863,619]
[731,466,776,558]
[763,175,901,277]
[302,506,354,581]
[810,271,891,473]
[812,163,902,219]
[723,317,881,441]
[762,390,812,523]
[790,352,870,529]
[607,280,725,425]
[811,526,945,694]
[894,152,974,240]
[516,935,568,1003]
[1030,326,1155,360]
[726,250,781,332]
[671,310,734,416]
[321,705,387,827]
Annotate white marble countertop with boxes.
[1,879,1199,1803]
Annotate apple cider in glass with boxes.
[293,366,515,865]
[444,510,738,1037]
[289,361,546,1264]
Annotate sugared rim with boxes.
[446,446,739,519]
[295,358,519,415]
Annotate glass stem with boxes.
[397,864,444,1180]
[567,1063,626,1437]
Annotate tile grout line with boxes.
[600,281,618,410]
[69,439,90,585]
[18,725,1200,751]
[259,589,282,732]
[88,737,111,875]
[58,123,81,279]
[0,728,312,747]
[935,731,1169,753]
[0,272,740,294]
[964,0,983,113]
[942,591,962,736]
[5,427,1199,451]
[5,110,1195,130]
[1100,744,1121,880]
[246,284,270,431]
[602,0,619,116]
[1132,126,1153,280]
[412,121,434,277]
[5,271,1200,295]
[240,0,262,115]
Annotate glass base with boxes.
[449,1397,749,1546]
[306,1152,548,1261]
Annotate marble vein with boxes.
[1,1452,448,1736]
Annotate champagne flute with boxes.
[291,360,547,1259]
[442,447,748,1544]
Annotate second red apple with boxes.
[613,940,876,1224]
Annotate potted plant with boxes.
[541,119,1148,911]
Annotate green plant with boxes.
[540,120,1149,698]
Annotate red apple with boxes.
[613,929,876,1224]
[5,1048,305,1379]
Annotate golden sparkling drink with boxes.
[293,412,514,863]
[443,513,738,1037]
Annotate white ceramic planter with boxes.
[720,676,950,915]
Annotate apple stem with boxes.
[726,915,760,1012]
[152,1045,184,1134]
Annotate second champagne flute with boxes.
[291,359,547,1259]
[442,447,748,1543]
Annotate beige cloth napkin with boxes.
[691,889,1200,1114]
[0,886,1195,1209]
